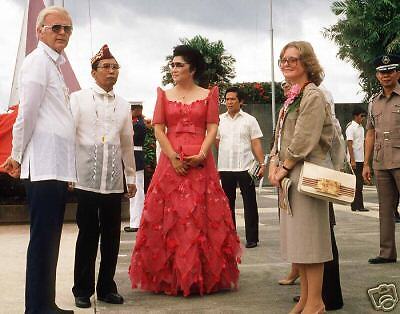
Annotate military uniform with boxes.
[127,114,146,230]
[366,54,400,261]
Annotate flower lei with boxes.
[283,81,310,115]
[276,81,311,153]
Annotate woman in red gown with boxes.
[129,45,241,296]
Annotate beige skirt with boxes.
[280,162,333,263]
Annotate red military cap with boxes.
[91,44,117,67]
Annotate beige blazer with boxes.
[271,83,334,166]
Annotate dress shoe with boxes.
[368,256,396,264]
[357,208,369,212]
[74,296,91,308]
[50,305,74,314]
[98,292,124,304]
[278,275,299,285]
[245,242,258,248]
[124,226,138,232]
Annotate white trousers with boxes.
[129,170,144,228]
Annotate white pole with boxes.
[269,0,276,131]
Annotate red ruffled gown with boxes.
[129,86,241,296]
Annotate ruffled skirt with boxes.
[129,154,241,296]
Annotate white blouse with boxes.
[70,85,136,194]
[11,41,76,182]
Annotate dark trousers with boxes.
[351,162,365,210]
[322,203,343,310]
[24,180,68,314]
[219,171,259,243]
[144,168,154,193]
[72,190,122,298]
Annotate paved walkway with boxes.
[1,186,399,313]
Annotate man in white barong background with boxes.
[70,44,136,309]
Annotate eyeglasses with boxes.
[169,62,189,69]
[278,57,300,67]
[42,24,73,34]
[97,64,120,70]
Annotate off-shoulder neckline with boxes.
[158,86,217,106]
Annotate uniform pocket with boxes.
[392,105,400,123]
[392,140,400,163]
[372,110,383,126]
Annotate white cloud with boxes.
[0,1,23,111]
[0,0,365,115]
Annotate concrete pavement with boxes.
[1,186,399,313]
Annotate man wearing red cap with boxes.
[70,44,136,308]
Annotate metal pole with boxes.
[269,0,276,131]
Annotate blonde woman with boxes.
[269,41,334,314]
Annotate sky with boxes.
[0,0,364,116]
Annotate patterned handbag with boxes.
[298,161,356,205]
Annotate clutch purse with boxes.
[298,161,356,205]
[248,160,261,180]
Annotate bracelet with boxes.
[259,162,265,166]
[199,149,207,160]
[282,165,291,172]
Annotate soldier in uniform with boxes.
[363,54,400,264]
[125,104,146,232]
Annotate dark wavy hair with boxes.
[225,86,245,102]
[173,45,206,82]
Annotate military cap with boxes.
[130,102,143,110]
[373,54,400,72]
[91,44,117,67]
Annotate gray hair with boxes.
[36,6,72,30]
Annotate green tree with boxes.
[324,0,400,100]
[161,35,236,88]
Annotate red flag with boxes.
[0,106,18,173]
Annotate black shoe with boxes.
[245,242,258,248]
[358,208,369,212]
[74,296,91,308]
[124,226,138,232]
[293,295,300,303]
[368,256,396,264]
[50,305,74,314]
[98,292,124,304]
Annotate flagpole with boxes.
[269,0,276,131]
